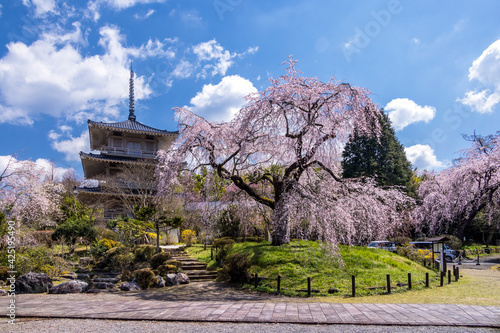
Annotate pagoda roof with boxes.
[75,186,156,197]
[80,152,156,164]
[88,119,178,136]
[80,152,155,179]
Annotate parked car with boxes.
[409,241,459,261]
[367,241,397,252]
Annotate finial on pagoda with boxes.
[128,61,136,121]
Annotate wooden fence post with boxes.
[386,274,391,294]
[351,275,356,297]
[425,272,429,288]
[307,277,311,297]
[277,275,281,295]
[408,273,412,290]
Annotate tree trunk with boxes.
[271,198,290,245]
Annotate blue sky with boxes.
[0,0,499,179]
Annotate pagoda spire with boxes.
[128,62,136,121]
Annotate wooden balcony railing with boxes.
[100,146,157,158]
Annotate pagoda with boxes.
[77,67,178,221]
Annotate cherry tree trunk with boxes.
[271,198,291,246]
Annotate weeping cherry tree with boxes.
[157,57,413,248]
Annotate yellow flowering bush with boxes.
[181,229,197,246]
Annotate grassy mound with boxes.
[186,240,439,297]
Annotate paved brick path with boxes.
[8,297,500,328]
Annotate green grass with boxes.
[186,240,439,297]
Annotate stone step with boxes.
[185,270,217,277]
[168,249,216,281]
[182,264,207,270]
[177,259,204,264]
[188,274,217,281]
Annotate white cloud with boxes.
[102,0,166,10]
[23,0,56,17]
[405,144,445,171]
[385,98,436,131]
[188,75,257,122]
[87,0,165,19]
[0,155,71,181]
[0,24,175,125]
[193,40,234,78]
[460,39,500,113]
[50,130,90,162]
[459,89,500,114]
[179,10,203,26]
[172,60,194,79]
[134,9,156,19]
[166,39,257,83]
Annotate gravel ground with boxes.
[1,318,498,333]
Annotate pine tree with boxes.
[341,111,416,196]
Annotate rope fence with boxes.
[250,267,461,297]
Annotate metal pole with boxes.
[408,273,412,290]
[277,275,281,295]
[307,277,311,297]
[386,274,391,294]
[425,272,429,288]
[448,270,451,284]
[254,273,258,289]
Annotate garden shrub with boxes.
[16,246,54,275]
[157,264,178,275]
[148,232,161,243]
[213,238,235,265]
[0,266,9,281]
[90,238,123,261]
[105,245,127,257]
[134,245,158,263]
[32,230,54,248]
[217,252,252,284]
[133,268,158,289]
[150,251,171,269]
[96,227,119,241]
[51,217,97,252]
[121,269,132,282]
[164,259,182,268]
[396,242,413,258]
[181,229,197,246]
[442,234,462,250]
[90,242,109,259]
[94,246,130,270]
[115,253,135,271]
[390,236,412,247]
[99,238,122,250]
[235,236,264,243]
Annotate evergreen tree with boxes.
[342,111,416,196]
